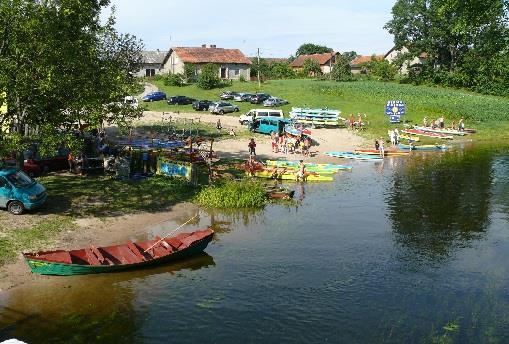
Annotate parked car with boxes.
[123,96,139,108]
[263,97,289,107]
[142,91,167,102]
[210,102,240,115]
[192,100,215,111]
[234,93,253,102]
[239,109,284,125]
[219,91,238,100]
[250,93,271,104]
[0,169,47,215]
[167,96,196,105]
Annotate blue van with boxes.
[0,169,47,215]
[249,116,292,135]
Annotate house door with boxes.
[220,67,227,79]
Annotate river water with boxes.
[0,147,508,343]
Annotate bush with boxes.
[195,179,267,208]
[164,73,184,87]
[362,58,397,81]
[330,55,354,81]
[239,75,246,82]
[302,58,322,77]
[197,63,221,89]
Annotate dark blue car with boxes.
[142,91,167,102]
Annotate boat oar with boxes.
[144,214,199,253]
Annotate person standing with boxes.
[389,130,395,146]
[248,138,256,156]
[379,138,385,158]
[67,151,74,173]
[296,160,306,181]
[458,117,465,131]
[394,128,399,145]
[216,119,222,132]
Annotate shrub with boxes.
[195,179,267,208]
[330,55,354,81]
[197,63,221,89]
[302,58,322,77]
[183,63,196,83]
[239,74,246,82]
[164,73,184,87]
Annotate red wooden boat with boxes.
[401,129,453,139]
[23,228,214,276]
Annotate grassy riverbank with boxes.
[195,179,267,208]
[144,79,509,142]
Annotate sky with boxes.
[101,0,397,57]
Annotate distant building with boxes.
[350,55,384,74]
[384,46,427,74]
[289,52,340,74]
[136,50,168,77]
[162,45,251,80]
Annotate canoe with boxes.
[23,229,214,276]
[265,186,295,200]
[253,170,333,182]
[413,126,467,136]
[265,160,352,170]
[401,129,453,140]
[397,144,449,151]
[324,152,383,161]
[398,134,420,142]
[354,149,409,156]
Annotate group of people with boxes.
[374,138,386,158]
[348,113,365,130]
[423,116,465,131]
[270,131,311,156]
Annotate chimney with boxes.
[202,44,207,48]
[210,44,216,48]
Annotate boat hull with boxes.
[24,231,214,276]
[354,149,409,156]
[253,171,333,182]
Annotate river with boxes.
[0,147,508,343]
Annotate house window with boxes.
[145,69,156,77]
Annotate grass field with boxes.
[143,79,509,142]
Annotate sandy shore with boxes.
[138,110,367,163]
[0,110,367,291]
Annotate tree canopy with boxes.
[302,58,322,76]
[0,0,143,156]
[296,43,333,56]
[385,0,509,96]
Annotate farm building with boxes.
[289,52,340,74]
[136,50,168,77]
[384,47,427,74]
[162,45,251,80]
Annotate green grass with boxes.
[0,216,72,264]
[39,174,197,217]
[195,179,267,208]
[143,79,509,143]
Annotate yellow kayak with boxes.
[252,170,333,182]
[399,134,420,142]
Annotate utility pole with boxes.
[257,48,261,88]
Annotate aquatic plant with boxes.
[195,179,267,208]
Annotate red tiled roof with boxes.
[290,52,337,67]
[350,55,384,66]
[171,47,251,65]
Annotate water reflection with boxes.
[0,253,214,343]
[388,150,493,263]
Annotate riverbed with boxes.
[0,147,508,343]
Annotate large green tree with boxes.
[296,43,333,56]
[0,0,143,157]
[385,0,509,95]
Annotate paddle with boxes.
[144,214,199,253]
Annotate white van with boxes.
[239,109,283,125]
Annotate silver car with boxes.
[263,97,289,107]
[210,102,240,115]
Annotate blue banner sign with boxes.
[385,100,405,123]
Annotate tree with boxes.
[302,58,322,77]
[385,0,509,95]
[363,57,398,81]
[270,62,296,79]
[0,1,143,157]
[164,73,184,87]
[330,55,354,82]
[296,43,333,56]
[197,64,221,89]
[250,58,270,79]
[183,63,196,83]
[341,51,358,62]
